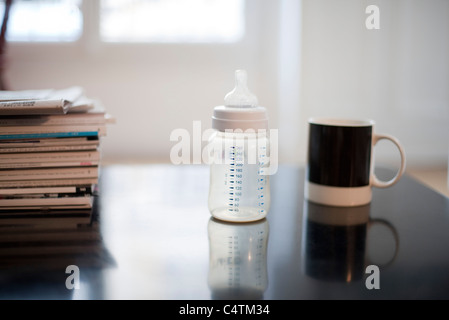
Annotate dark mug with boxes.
[305,118,406,206]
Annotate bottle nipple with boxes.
[224,70,258,107]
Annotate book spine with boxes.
[0,145,98,153]
[0,125,106,134]
[0,196,92,207]
[0,99,68,115]
[0,113,107,127]
[0,186,77,195]
[0,137,98,148]
[0,151,100,162]
[0,161,100,169]
[0,178,98,188]
[0,167,98,181]
[0,115,106,127]
[0,131,99,140]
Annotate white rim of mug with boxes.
[308,117,375,127]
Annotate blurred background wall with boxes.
[3,0,449,169]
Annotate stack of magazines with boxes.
[0,87,113,211]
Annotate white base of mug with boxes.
[304,181,372,207]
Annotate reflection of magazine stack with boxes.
[0,195,115,270]
[0,87,114,210]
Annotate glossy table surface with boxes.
[1,164,449,300]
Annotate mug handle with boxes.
[372,134,406,188]
[367,218,400,267]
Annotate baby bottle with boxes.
[207,70,270,222]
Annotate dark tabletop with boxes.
[1,164,449,300]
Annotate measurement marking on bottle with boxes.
[228,144,244,214]
[257,145,267,215]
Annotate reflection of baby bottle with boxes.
[207,217,269,299]
[208,70,270,223]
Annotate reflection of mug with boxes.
[301,201,399,282]
[305,118,406,206]
[207,217,269,299]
